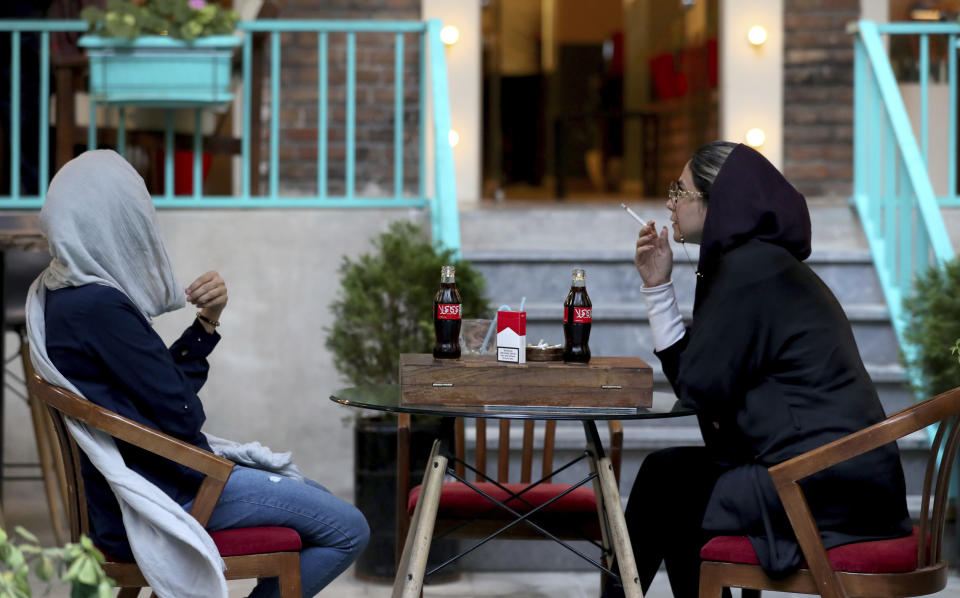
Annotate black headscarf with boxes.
[694,144,811,308]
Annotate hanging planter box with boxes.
[79,35,241,107]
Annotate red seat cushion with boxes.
[700,527,920,574]
[210,526,302,557]
[408,482,597,517]
[100,526,302,562]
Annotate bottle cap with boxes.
[571,268,586,281]
[441,265,456,280]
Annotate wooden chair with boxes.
[0,248,71,545]
[17,327,69,545]
[25,372,303,598]
[699,385,960,598]
[397,416,624,577]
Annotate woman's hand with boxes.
[634,221,673,287]
[186,271,228,326]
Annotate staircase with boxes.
[454,200,929,571]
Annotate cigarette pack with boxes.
[496,311,526,364]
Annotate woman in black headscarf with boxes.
[616,142,911,598]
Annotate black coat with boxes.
[656,145,911,575]
[45,284,217,560]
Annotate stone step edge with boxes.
[518,302,891,322]
[464,249,874,265]
[642,364,904,385]
[465,425,928,452]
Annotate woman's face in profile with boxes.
[667,161,708,244]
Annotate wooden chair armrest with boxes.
[769,386,960,486]
[29,376,234,525]
[763,387,960,598]
[773,474,846,598]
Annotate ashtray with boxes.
[526,343,563,362]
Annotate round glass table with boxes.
[329,384,694,420]
[330,384,695,598]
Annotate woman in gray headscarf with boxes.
[26,150,369,598]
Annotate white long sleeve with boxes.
[641,281,685,351]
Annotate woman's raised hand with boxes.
[634,221,673,287]
[186,270,228,322]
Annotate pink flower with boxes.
[188,0,206,9]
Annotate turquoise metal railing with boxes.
[0,19,461,254]
[851,20,955,354]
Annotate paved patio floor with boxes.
[6,480,960,597]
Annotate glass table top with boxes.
[330,384,695,421]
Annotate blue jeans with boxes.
[196,466,370,598]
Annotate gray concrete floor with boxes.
[6,479,960,598]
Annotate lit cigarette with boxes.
[620,203,647,227]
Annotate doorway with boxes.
[481,0,719,202]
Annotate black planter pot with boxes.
[353,414,459,582]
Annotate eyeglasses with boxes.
[668,180,705,208]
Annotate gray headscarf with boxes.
[25,150,226,598]
[40,149,184,317]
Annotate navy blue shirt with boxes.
[44,283,219,560]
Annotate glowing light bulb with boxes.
[441,26,460,46]
[747,25,768,46]
[448,129,460,147]
[745,128,766,148]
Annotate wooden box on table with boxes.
[399,354,653,409]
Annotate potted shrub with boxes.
[78,0,240,106]
[326,221,490,580]
[0,526,112,598]
[326,221,490,387]
[902,257,960,398]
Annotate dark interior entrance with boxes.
[481,0,719,201]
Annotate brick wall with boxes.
[783,0,859,198]
[263,0,422,195]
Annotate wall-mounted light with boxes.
[448,129,460,148]
[745,128,766,148]
[747,25,768,46]
[440,25,460,46]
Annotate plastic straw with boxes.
[480,304,511,354]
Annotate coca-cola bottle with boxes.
[433,265,462,359]
[563,268,592,363]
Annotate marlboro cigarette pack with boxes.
[496,311,526,364]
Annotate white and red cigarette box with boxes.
[496,311,526,364]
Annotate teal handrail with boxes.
[0,19,461,255]
[851,20,954,361]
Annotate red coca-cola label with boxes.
[572,307,592,323]
[437,303,462,320]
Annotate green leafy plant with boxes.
[902,257,960,398]
[326,221,491,386]
[0,526,113,598]
[81,0,239,41]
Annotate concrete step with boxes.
[518,301,899,369]
[458,200,869,254]
[464,248,911,427]
[465,249,884,307]
[463,417,931,496]
[451,202,933,572]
